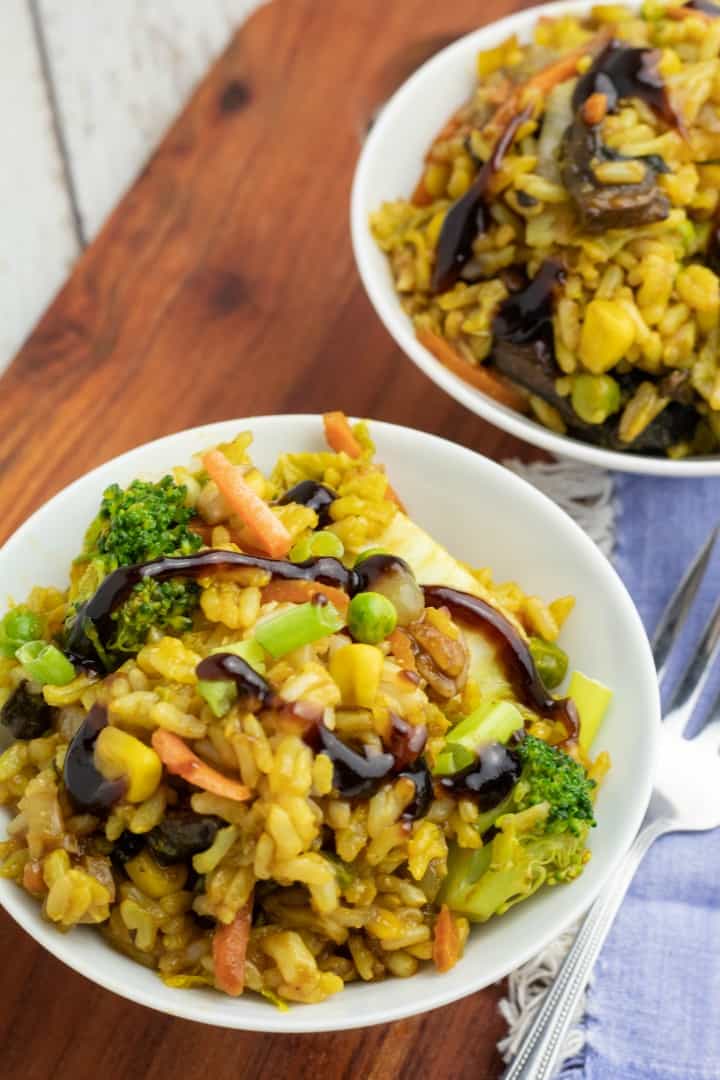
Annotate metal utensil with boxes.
[503,527,720,1080]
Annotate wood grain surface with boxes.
[0,1,546,1076]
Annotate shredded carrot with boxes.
[411,177,434,206]
[323,411,364,457]
[417,329,528,412]
[432,904,461,973]
[261,578,350,613]
[388,628,417,673]
[582,91,608,126]
[213,899,252,996]
[487,29,612,137]
[151,729,252,802]
[202,449,292,559]
[322,411,405,509]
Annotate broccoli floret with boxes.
[67,476,202,661]
[83,476,201,571]
[514,734,596,835]
[440,736,596,922]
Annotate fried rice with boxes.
[371,2,720,458]
[0,415,610,1005]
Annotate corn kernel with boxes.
[676,265,720,313]
[95,726,162,803]
[329,644,383,708]
[579,300,636,373]
[125,849,188,899]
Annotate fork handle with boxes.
[501,817,670,1080]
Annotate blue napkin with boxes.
[560,475,720,1080]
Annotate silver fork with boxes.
[503,527,720,1080]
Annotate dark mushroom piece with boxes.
[1,681,54,740]
[146,810,223,866]
[562,114,671,231]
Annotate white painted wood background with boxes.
[1,0,263,372]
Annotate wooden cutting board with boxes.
[0,2,545,1076]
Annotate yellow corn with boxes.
[125,849,188,899]
[579,300,636,373]
[675,265,720,313]
[329,644,383,708]
[94,726,162,803]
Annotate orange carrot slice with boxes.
[151,729,251,802]
[322,411,405,509]
[202,449,292,559]
[323,411,364,457]
[417,329,528,412]
[261,578,350,613]
[432,904,461,973]
[213,899,252,996]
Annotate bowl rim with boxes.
[350,0,720,477]
[0,414,660,1031]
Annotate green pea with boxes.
[0,608,44,658]
[347,592,397,645]
[15,641,76,687]
[289,537,313,563]
[529,637,569,690]
[571,374,621,425]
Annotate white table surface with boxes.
[2,0,261,373]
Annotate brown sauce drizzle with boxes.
[684,0,720,14]
[195,652,272,711]
[438,742,521,810]
[306,725,395,799]
[431,106,533,293]
[572,40,681,130]
[63,704,126,812]
[492,259,565,365]
[66,549,358,668]
[422,585,579,740]
[399,760,434,821]
[276,481,336,528]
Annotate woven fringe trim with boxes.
[497,459,616,1070]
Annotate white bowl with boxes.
[0,415,659,1030]
[351,0,720,477]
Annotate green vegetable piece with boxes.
[571,374,621,425]
[0,607,44,658]
[210,639,266,674]
[529,637,569,690]
[197,678,238,718]
[310,532,344,558]
[354,547,388,567]
[514,734,596,834]
[433,700,524,776]
[323,852,355,889]
[254,601,344,659]
[290,532,345,562]
[568,670,613,753]
[289,536,312,563]
[16,641,76,687]
[347,591,397,645]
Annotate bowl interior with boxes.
[351,0,720,477]
[0,415,659,1031]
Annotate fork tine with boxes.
[663,593,720,735]
[651,526,719,683]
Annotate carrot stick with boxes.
[202,450,292,559]
[261,578,350,613]
[151,729,252,802]
[322,411,406,509]
[417,329,528,412]
[432,904,461,973]
[213,899,252,996]
[323,411,364,457]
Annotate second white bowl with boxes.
[351,0,720,476]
